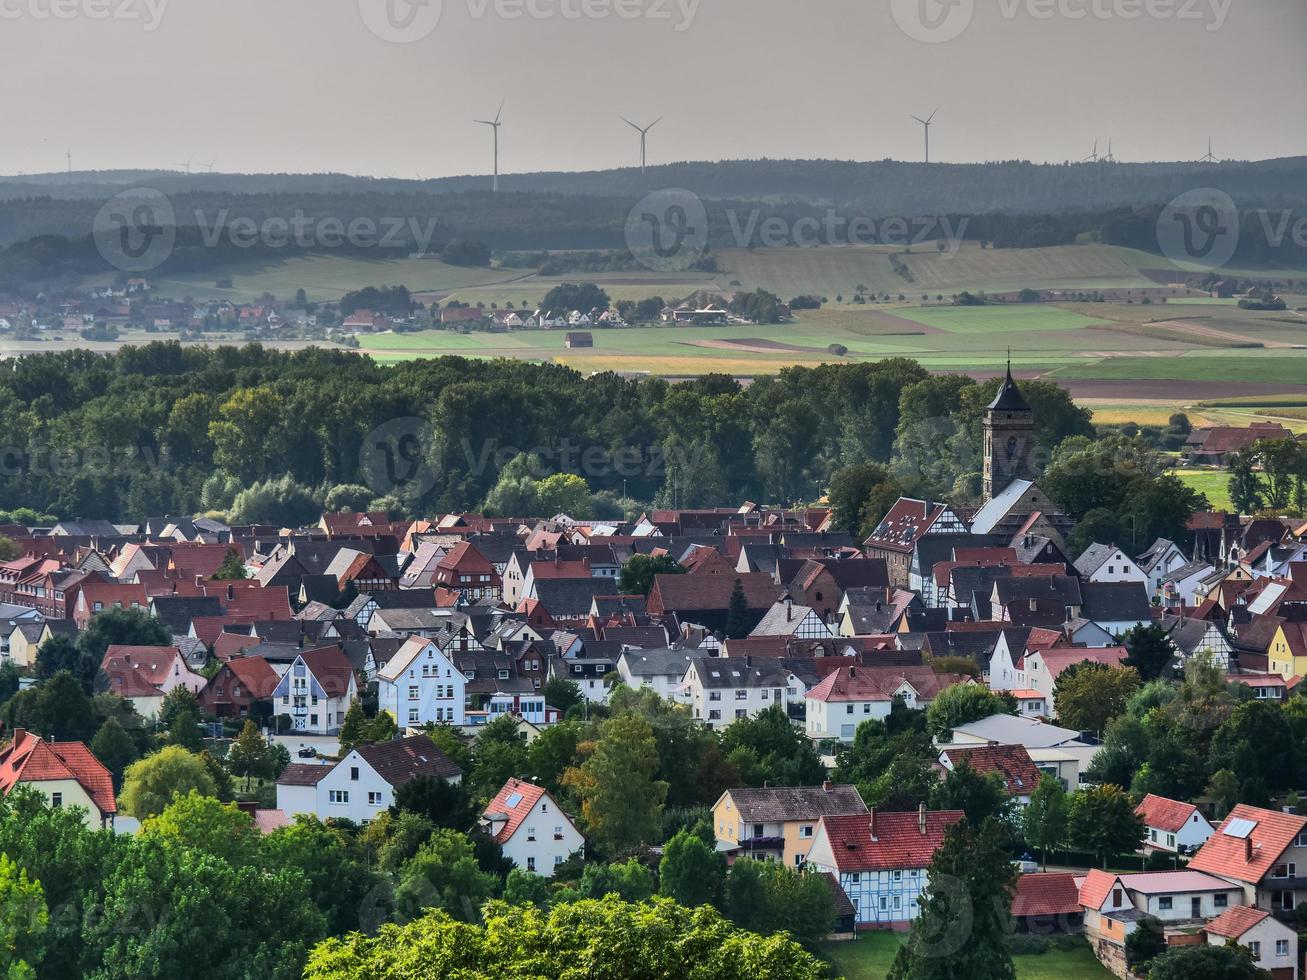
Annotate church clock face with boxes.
[1006,436,1019,460]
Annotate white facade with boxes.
[805,682,922,743]
[1145,812,1215,854]
[684,660,804,731]
[1081,547,1148,585]
[490,792,584,877]
[377,638,467,727]
[271,654,357,735]
[1209,912,1299,975]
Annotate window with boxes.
[893,870,901,881]
[850,873,860,884]
[526,826,536,842]
[1112,889,1123,907]
[526,856,536,872]
[753,824,764,838]
[50,793,62,807]
[1274,863,1297,879]
[735,709,746,719]
[350,767,359,781]
[408,708,419,724]
[408,686,419,701]
[735,690,747,701]
[892,896,901,910]
[800,825,813,839]
[1276,939,1289,957]
[328,790,349,804]
[708,710,721,720]
[368,791,383,805]
[1214,893,1228,908]
[1158,896,1172,910]
[846,704,854,715]
[1249,941,1261,959]
[879,897,887,911]
[554,826,564,840]
[709,692,721,701]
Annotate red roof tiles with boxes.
[481,777,548,844]
[1205,904,1270,939]
[0,729,116,817]
[817,809,963,872]
[1012,873,1082,917]
[1188,804,1307,884]
[1135,794,1199,834]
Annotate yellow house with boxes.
[1268,622,1307,681]
[0,729,117,829]
[712,783,868,868]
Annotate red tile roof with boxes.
[1188,804,1307,884]
[940,744,1042,796]
[1135,794,1199,834]
[1205,904,1270,939]
[807,665,968,704]
[481,777,547,844]
[863,498,950,554]
[1012,873,1081,917]
[1077,869,1122,910]
[101,645,184,688]
[816,809,963,872]
[0,730,116,816]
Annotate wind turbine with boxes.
[1200,138,1217,164]
[174,157,193,174]
[475,101,504,192]
[66,147,72,174]
[1082,139,1100,163]
[203,158,217,173]
[910,110,938,164]
[1103,139,1116,163]
[622,116,661,175]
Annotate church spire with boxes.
[987,351,1030,412]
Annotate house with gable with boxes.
[271,646,359,734]
[1135,793,1215,855]
[862,498,967,591]
[480,777,585,877]
[805,664,968,743]
[1204,905,1298,979]
[100,644,206,718]
[749,597,834,639]
[712,782,869,868]
[376,635,466,727]
[276,734,462,824]
[805,806,964,927]
[0,729,117,829]
[1073,544,1148,585]
[937,743,1043,806]
[1137,539,1190,597]
[1187,804,1307,916]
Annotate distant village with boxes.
[1,368,1307,977]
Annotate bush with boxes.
[827,343,849,356]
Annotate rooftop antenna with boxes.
[1082,139,1099,163]
[622,116,662,175]
[910,110,938,164]
[475,101,504,192]
[1200,138,1217,164]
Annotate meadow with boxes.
[817,936,1111,980]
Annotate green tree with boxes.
[541,282,611,313]
[1146,943,1269,980]
[617,553,684,596]
[1210,699,1298,805]
[0,853,47,979]
[34,635,98,693]
[1068,784,1145,868]
[229,474,321,527]
[2,670,97,742]
[526,720,582,795]
[1023,775,1069,871]
[723,858,833,947]
[1227,451,1264,516]
[503,868,552,906]
[1122,623,1179,682]
[1125,914,1166,971]
[926,685,1014,741]
[540,677,584,718]
[165,707,204,752]
[264,815,386,936]
[119,746,218,819]
[889,819,1017,980]
[1053,661,1141,734]
[929,759,1013,828]
[227,718,270,792]
[563,713,668,856]
[141,790,261,869]
[394,775,474,830]
[90,717,139,788]
[724,579,751,639]
[394,829,497,924]
[720,704,826,788]
[337,702,367,754]
[659,829,726,908]
[827,462,893,538]
[573,858,655,902]
[536,473,593,518]
[305,898,828,979]
[468,715,529,799]
[211,547,248,580]
[77,607,172,674]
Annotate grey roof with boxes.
[1074,543,1118,578]
[970,479,1036,535]
[691,658,796,689]
[1137,538,1180,572]
[1162,560,1215,584]
[1080,581,1152,623]
[356,735,463,785]
[987,367,1031,412]
[618,648,705,678]
[149,595,222,635]
[532,578,611,617]
[950,714,1084,747]
[725,784,868,823]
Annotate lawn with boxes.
[1173,468,1233,512]
[890,305,1113,335]
[818,935,1111,979]
[1050,350,1307,387]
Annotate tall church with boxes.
[982,364,1035,505]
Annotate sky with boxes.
[3,0,1304,178]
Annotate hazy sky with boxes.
[5,0,1304,177]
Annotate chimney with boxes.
[785,594,793,621]
[822,779,833,793]
[918,802,927,836]
[227,583,235,601]
[869,808,878,842]
[1244,835,1253,863]
[848,665,856,679]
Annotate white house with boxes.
[1205,905,1298,976]
[1023,646,1129,703]
[270,646,358,735]
[1138,539,1190,596]
[1135,794,1215,855]
[376,636,466,727]
[1074,543,1148,585]
[1119,870,1242,923]
[480,777,584,877]
[616,649,702,704]
[275,734,463,824]
[805,665,965,743]
[806,806,962,926]
[683,657,811,731]
[1159,560,1216,608]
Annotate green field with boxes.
[818,936,1111,980]
[1173,468,1234,512]
[891,306,1113,334]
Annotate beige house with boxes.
[712,782,867,868]
[0,729,117,829]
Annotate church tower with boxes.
[982,360,1035,504]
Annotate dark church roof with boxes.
[987,365,1031,413]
